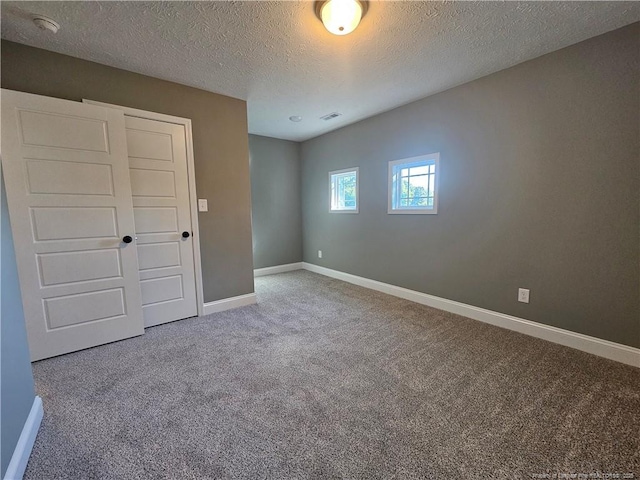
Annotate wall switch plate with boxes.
[518,288,530,303]
[318,250,323,258]
[198,199,208,212]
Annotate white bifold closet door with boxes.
[1,89,144,361]
[124,116,198,327]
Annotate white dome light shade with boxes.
[32,15,60,33]
[320,0,363,36]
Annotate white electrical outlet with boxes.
[198,199,208,212]
[318,250,323,259]
[518,288,530,304]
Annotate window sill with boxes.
[387,209,437,215]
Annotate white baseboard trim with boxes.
[302,262,640,368]
[4,396,43,480]
[254,262,303,277]
[203,293,257,316]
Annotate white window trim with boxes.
[329,167,359,213]
[388,153,439,215]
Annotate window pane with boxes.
[340,174,356,209]
[409,174,429,190]
[400,178,410,199]
[410,165,429,176]
[407,174,428,203]
[330,170,357,211]
[389,155,438,213]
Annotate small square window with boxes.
[388,153,439,214]
[329,167,359,213]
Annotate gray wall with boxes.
[301,24,639,348]
[1,170,36,478]
[249,135,302,269]
[1,41,254,303]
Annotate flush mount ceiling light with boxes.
[316,0,368,36]
[32,14,60,34]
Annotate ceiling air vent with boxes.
[320,112,342,121]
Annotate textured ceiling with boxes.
[2,1,639,141]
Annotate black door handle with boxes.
[122,235,133,244]
[182,231,190,238]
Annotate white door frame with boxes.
[83,100,205,317]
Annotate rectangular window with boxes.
[388,153,439,214]
[329,167,359,213]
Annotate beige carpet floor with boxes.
[25,270,640,479]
